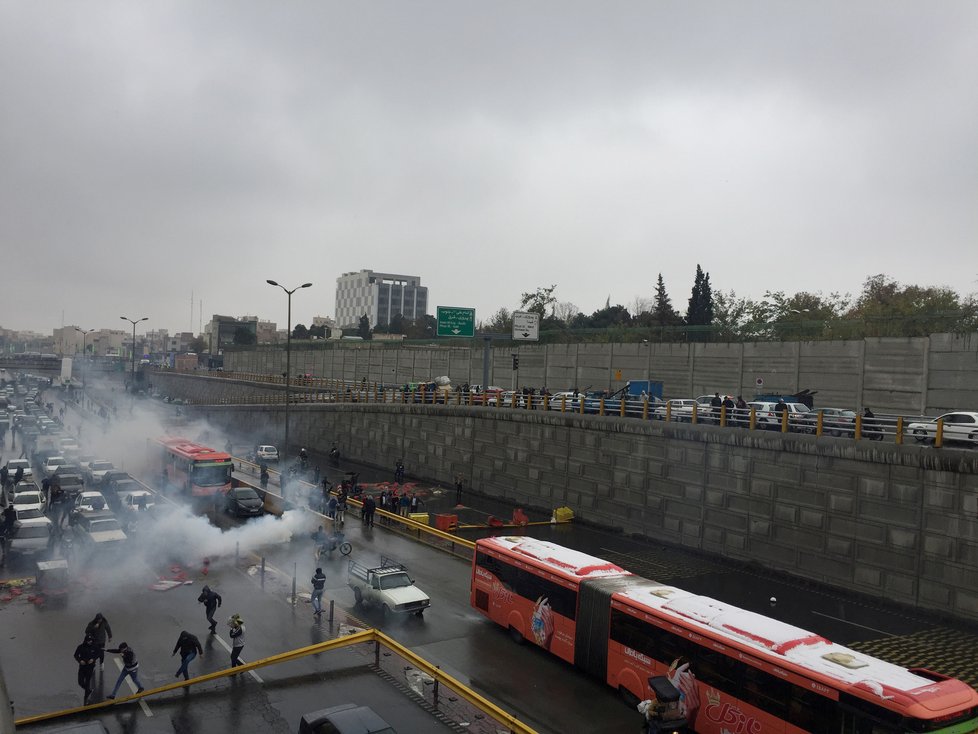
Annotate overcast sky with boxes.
[2,1,976,335]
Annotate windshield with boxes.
[90,519,122,533]
[234,489,259,501]
[378,573,412,590]
[16,509,44,519]
[8,460,28,469]
[193,463,231,487]
[16,525,49,539]
[92,462,113,471]
[48,457,66,466]
[13,494,41,505]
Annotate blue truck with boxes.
[576,380,664,416]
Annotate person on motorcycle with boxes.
[862,407,882,440]
[329,444,340,466]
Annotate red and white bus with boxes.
[471,536,978,734]
[158,437,232,498]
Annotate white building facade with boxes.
[334,270,428,328]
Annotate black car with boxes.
[225,487,264,517]
[298,704,395,734]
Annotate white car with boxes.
[43,456,67,478]
[12,490,47,514]
[86,460,115,484]
[120,490,156,513]
[749,402,814,432]
[654,399,699,421]
[13,507,52,530]
[4,458,33,481]
[255,445,279,462]
[907,412,978,446]
[74,491,109,513]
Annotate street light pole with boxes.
[266,280,312,464]
[120,316,148,392]
[75,327,94,394]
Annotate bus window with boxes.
[476,552,577,620]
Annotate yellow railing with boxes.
[154,371,971,449]
[14,629,537,733]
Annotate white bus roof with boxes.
[616,584,942,697]
[479,536,631,580]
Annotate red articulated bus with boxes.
[158,436,232,498]
[471,536,978,734]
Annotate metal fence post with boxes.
[261,556,266,589]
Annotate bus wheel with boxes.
[508,625,524,645]
[618,685,640,709]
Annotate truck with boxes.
[569,379,665,416]
[348,556,430,617]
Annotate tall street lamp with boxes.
[267,280,312,464]
[75,327,95,394]
[120,316,148,391]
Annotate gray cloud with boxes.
[1,1,976,334]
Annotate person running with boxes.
[172,630,203,681]
[228,614,246,668]
[104,641,144,699]
[73,634,100,704]
[311,526,328,561]
[84,612,113,671]
[310,567,327,617]
[197,585,223,633]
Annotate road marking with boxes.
[210,633,264,683]
[810,610,895,637]
[111,658,153,717]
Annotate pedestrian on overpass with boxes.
[104,641,144,699]
[73,634,99,704]
[227,614,246,668]
[172,630,203,681]
[197,585,223,633]
[310,567,327,616]
[362,494,376,527]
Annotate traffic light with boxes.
[512,354,519,370]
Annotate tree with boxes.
[357,315,371,340]
[388,313,406,335]
[844,274,974,336]
[552,301,580,325]
[292,323,309,340]
[686,265,714,338]
[479,308,513,334]
[232,326,256,345]
[650,273,683,327]
[189,336,206,354]
[519,285,558,318]
[587,304,632,329]
[308,324,327,339]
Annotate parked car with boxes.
[225,487,264,517]
[816,408,857,437]
[42,456,67,478]
[5,458,33,481]
[749,401,813,432]
[906,412,978,446]
[12,489,47,514]
[298,704,396,734]
[72,511,127,550]
[85,460,115,484]
[255,445,279,462]
[6,523,53,557]
[653,399,699,422]
[546,391,584,410]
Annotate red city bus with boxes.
[472,537,978,734]
[158,437,232,498]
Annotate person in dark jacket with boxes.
[13,466,24,485]
[362,495,376,527]
[172,630,203,680]
[73,634,100,703]
[84,612,113,671]
[105,641,144,698]
[311,567,327,616]
[197,585,222,633]
[227,614,246,668]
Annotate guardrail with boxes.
[14,629,537,734]
[154,371,978,449]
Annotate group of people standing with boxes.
[71,586,247,705]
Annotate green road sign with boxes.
[436,306,476,338]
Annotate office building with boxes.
[335,270,428,329]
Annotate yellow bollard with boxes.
[749,407,756,431]
[620,398,626,418]
[720,405,727,427]
[854,415,862,441]
[935,418,944,448]
[781,410,789,433]
[691,403,698,425]
[895,416,904,445]
[666,402,672,422]
[642,398,649,421]
[816,411,823,437]
[560,395,567,413]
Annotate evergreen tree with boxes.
[686,264,715,326]
[357,315,371,340]
[651,273,682,326]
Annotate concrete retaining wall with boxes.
[222,332,978,414]
[150,371,978,623]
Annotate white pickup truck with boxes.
[348,557,430,617]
